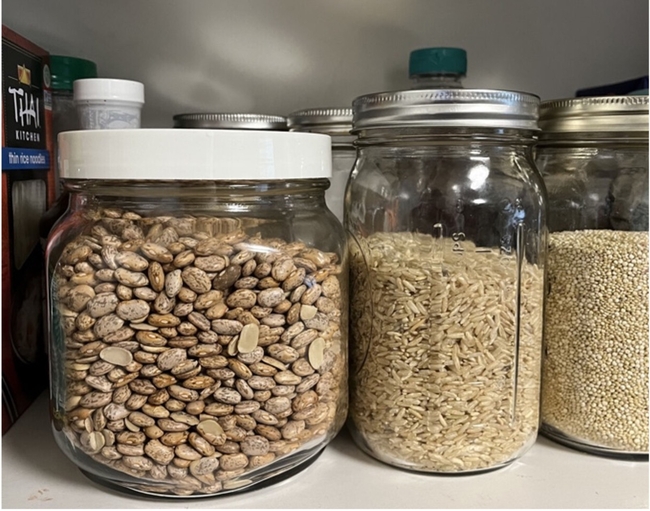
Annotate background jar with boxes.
[47,129,348,497]
[288,108,356,223]
[40,56,98,243]
[536,96,649,459]
[346,89,546,474]
[49,55,98,194]
[173,113,288,131]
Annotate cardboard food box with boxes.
[2,26,55,433]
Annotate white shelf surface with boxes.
[2,392,648,509]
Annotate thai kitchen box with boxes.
[2,25,55,433]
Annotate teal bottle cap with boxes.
[50,55,98,91]
[409,47,467,78]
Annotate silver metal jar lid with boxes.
[539,96,649,133]
[287,108,353,135]
[351,89,540,132]
[173,113,288,130]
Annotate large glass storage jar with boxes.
[288,108,355,223]
[537,96,649,459]
[346,89,547,473]
[47,129,348,497]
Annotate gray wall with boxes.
[4,0,648,127]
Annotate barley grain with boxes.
[350,232,543,472]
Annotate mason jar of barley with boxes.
[345,89,547,473]
[537,96,649,459]
[47,129,348,497]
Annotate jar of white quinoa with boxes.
[537,96,649,459]
[47,129,348,496]
[346,89,547,473]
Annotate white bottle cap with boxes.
[74,78,145,104]
[58,129,332,181]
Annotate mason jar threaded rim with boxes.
[539,95,649,133]
[287,107,353,137]
[352,89,540,133]
[173,113,288,130]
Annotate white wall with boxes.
[3,0,648,128]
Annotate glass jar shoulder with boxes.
[536,144,649,232]
[346,144,545,245]
[51,181,347,257]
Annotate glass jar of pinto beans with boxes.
[47,129,348,497]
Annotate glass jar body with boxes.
[536,134,649,458]
[410,74,464,89]
[52,90,79,139]
[329,138,356,223]
[345,128,546,473]
[52,90,78,190]
[46,179,348,497]
[41,88,78,260]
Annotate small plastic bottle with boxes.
[74,78,145,129]
[409,47,467,89]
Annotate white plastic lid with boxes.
[74,78,145,104]
[58,129,332,180]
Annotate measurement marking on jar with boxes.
[452,232,465,253]
[511,221,525,423]
[432,223,444,263]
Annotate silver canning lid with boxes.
[287,107,353,135]
[173,113,288,130]
[539,96,649,133]
[352,89,540,132]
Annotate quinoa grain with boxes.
[542,230,649,453]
